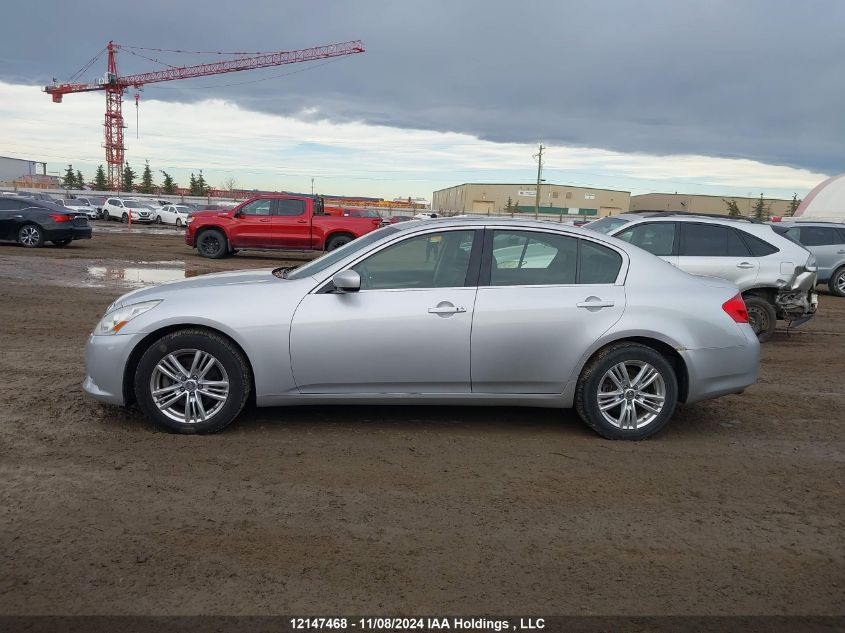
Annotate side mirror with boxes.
[332,270,360,293]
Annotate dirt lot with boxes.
[0,224,843,616]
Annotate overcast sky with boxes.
[0,0,841,199]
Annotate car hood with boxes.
[108,268,283,310]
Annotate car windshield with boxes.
[174,206,191,213]
[285,226,400,280]
[585,216,630,234]
[127,202,154,210]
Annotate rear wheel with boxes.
[326,234,354,251]
[744,296,776,342]
[196,229,228,259]
[575,342,678,440]
[829,266,845,298]
[18,224,44,248]
[134,329,251,434]
[51,239,72,247]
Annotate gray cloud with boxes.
[3,0,843,174]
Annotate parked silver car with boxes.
[83,218,760,439]
[772,221,845,297]
[587,212,818,341]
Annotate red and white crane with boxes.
[45,40,365,189]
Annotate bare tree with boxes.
[222,176,238,194]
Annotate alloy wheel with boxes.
[836,271,845,295]
[19,226,40,246]
[200,234,221,256]
[596,360,666,429]
[149,349,230,424]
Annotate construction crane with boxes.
[45,40,365,189]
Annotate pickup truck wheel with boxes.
[326,234,354,251]
[744,296,776,342]
[829,266,845,297]
[197,229,228,259]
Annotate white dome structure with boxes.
[794,173,845,221]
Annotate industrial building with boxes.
[432,183,631,218]
[0,155,51,188]
[630,192,794,217]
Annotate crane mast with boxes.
[45,40,365,189]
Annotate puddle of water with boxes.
[86,265,212,286]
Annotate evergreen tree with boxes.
[76,170,85,189]
[196,170,209,195]
[138,160,154,193]
[160,171,177,195]
[189,173,198,196]
[122,162,136,191]
[93,165,107,191]
[505,196,513,212]
[786,193,801,217]
[752,193,770,222]
[62,164,76,188]
[723,198,741,217]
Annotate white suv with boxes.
[587,212,818,341]
[101,198,157,224]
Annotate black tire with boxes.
[103,210,111,221]
[51,239,72,247]
[155,215,163,224]
[175,218,183,228]
[134,329,251,434]
[744,295,776,342]
[18,224,44,248]
[196,229,228,259]
[121,212,129,224]
[829,266,845,298]
[326,233,354,251]
[575,342,678,440]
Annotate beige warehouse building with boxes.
[432,183,631,218]
[630,193,794,217]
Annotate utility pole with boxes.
[533,143,544,217]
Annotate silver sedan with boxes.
[83,218,760,439]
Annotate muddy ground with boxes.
[0,223,842,616]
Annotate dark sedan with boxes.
[0,196,92,247]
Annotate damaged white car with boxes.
[587,212,817,341]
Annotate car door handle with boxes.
[259,218,271,223]
[736,262,756,269]
[576,300,615,308]
[297,219,308,224]
[428,305,466,314]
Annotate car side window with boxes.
[798,226,842,246]
[741,231,779,256]
[490,230,578,286]
[0,198,21,211]
[680,223,746,257]
[276,199,305,216]
[579,240,623,284]
[353,230,476,290]
[239,199,273,216]
[615,222,675,256]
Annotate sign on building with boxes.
[517,190,537,197]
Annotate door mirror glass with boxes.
[332,270,361,293]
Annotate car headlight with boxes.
[94,300,160,335]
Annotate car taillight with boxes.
[49,213,72,222]
[722,293,749,323]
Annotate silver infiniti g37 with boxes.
[84,218,760,440]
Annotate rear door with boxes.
[613,221,678,267]
[272,198,310,249]
[678,222,759,288]
[471,229,626,393]
[229,198,274,248]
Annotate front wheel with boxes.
[175,218,183,228]
[575,342,678,440]
[196,229,228,259]
[134,329,251,434]
[829,266,845,298]
[18,224,44,248]
[51,239,72,247]
[155,215,163,224]
[744,296,776,342]
[103,210,110,221]
[121,212,129,224]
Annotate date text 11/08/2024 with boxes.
[289,617,546,631]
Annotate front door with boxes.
[471,229,626,393]
[229,198,275,248]
[290,229,480,393]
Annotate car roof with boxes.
[389,215,605,235]
[775,220,845,227]
[610,212,762,224]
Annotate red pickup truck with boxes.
[185,194,382,259]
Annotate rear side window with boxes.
[740,231,780,256]
[615,222,675,256]
[795,226,843,246]
[586,216,629,235]
[276,199,305,216]
[579,240,623,284]
[681,223,750,257]
[0,198,22,210]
